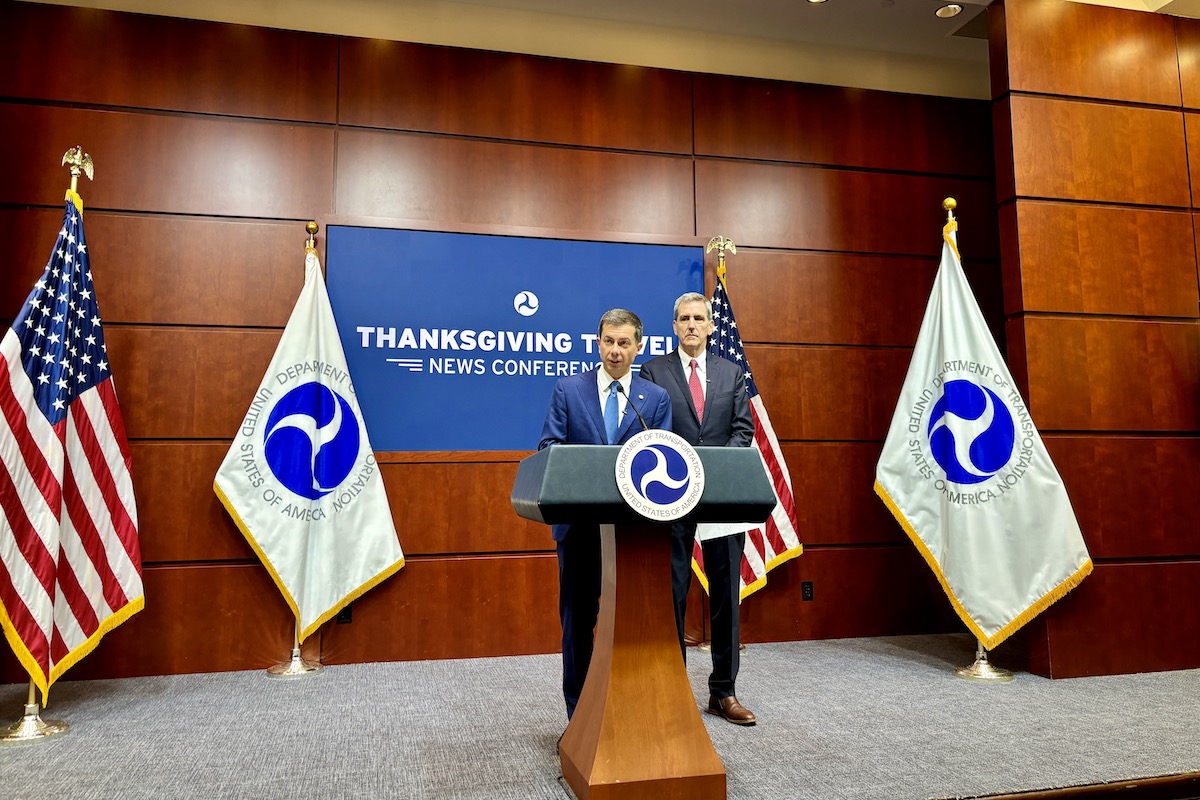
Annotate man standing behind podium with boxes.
[538,308,672,720]
[640,292,758,725]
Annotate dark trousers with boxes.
[671,523,744,699]
[557,524,601,720]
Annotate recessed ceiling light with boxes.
[936,3,963,17]
[807,0,828,4]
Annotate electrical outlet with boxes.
[801,581,814,601]
[336,604,353,624]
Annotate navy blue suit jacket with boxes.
[639,350,753,448]
[538,366,672,541]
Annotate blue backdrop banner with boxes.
[325,227,703,451]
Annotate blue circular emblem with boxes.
[615,430,705,521]
[514,290,539,316]
[630,444,691,505]
[927,379,1015,485]
[263,382,361,499]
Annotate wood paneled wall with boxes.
[991,0,1200,677]
[0,0,993,683]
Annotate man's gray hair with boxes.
[597,308,644,343]
[673,292,711,321]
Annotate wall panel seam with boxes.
[1007,89,1187,115]
[0,95,339,129]
[694,153,997,181]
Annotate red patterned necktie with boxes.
[689,359,705,423]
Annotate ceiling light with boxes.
[936,3,962,17]
[807,0,828,4]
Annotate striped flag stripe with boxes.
[67,390,139,590]
[49,539,100,648]
[0,456,58,600]
[95,378,133,464]
[0,346,63,518]
[742,534,765,584]
[62,453,127,621]
[48,624,69,668]
[762,519,789,559]
[768,519,794,550]
[751,407,796,511]
[0,552,51,672]
[89,383,141,560]
[50,540,94,651]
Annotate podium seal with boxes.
[615,429,705,521]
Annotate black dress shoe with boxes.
[706,694,757,725]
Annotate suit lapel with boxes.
[615,377,639,440]
[617,376,655,440]
[702,358,731,435]
[577,367,608,441]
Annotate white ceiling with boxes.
[20,0,1199,98]
[458,0,994,63]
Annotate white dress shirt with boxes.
[597,368,631,421]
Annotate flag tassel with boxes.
[0,681,68,745]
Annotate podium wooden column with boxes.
[511,445,774,800]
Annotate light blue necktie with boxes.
[604,380,620,444]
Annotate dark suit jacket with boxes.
[639,350,753,448]
[537,366,672,541]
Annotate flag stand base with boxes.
[266,646,324,678]
[695,641,747,654]
[955,642,1013,683]
[0,703,68,745]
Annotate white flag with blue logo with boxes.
[874,221,1091,650]
[214,247,404,642]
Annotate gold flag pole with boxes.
[691,236,746,656]
[0,680,69,745]
[956,639,1013,683]
[265,221,327,679]
[1,148,98,744]
[62,145,94,200]
[939,197,1014,684]
[266,620,325,678]
[706,235,736,288]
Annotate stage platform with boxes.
[1,633,1198,799]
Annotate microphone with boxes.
[615,382,648,432]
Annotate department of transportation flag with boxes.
[697,262,803,600]
[214,247,404,642]
[0,191,144,702]
[874,221,1092,649]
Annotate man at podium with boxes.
[537,308,672,720]
[640,292,758,726]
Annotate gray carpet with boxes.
[1,634,1198,799]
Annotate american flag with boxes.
[0,193,143,702]
[697,264,803,599]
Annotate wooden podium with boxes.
[511,445,775,800]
